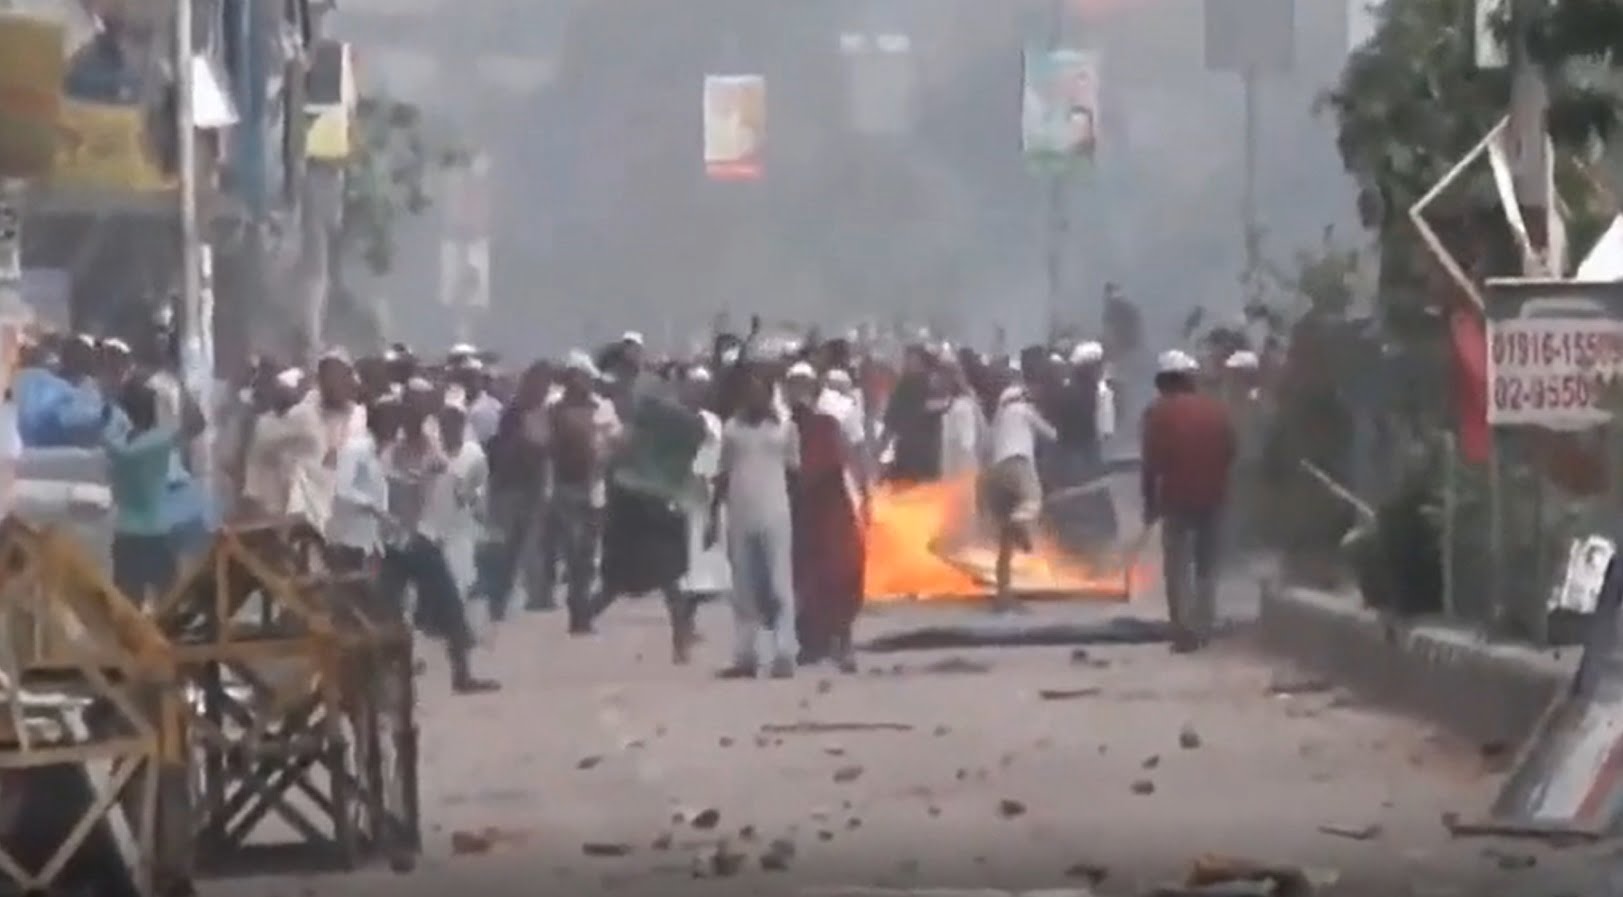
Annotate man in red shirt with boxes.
[1141,349,1236,652]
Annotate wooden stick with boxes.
[1298,460,1377,522]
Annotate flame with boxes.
[862,476,1145,602]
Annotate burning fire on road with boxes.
[862,476,1152,602]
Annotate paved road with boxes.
[200,586,1611,897]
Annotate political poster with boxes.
[704,74,764,181]
[1021,49,1099,171]
[439,153,491,309]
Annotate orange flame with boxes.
[862,476,1146,602]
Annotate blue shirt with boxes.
[15,368,115,448]
[104,423,180,537]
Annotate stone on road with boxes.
[201,600,1603,897]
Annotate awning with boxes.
[191,54,238,130]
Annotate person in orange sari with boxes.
[785,363,866,672]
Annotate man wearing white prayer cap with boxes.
[542,347,626,634]
[1048,338,1118,559]
[242,365,325,522]
[985,371,1059,609]
[1142,346,1235,653]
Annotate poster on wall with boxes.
[703,74,765,181]
[1483,278,1623,430]
[1021,49,1099,171]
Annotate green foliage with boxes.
[1323,0,1621,238]
[338,94,466,276]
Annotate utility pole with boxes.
[1044,0,1068,340]
[1241,68,1260,283]
[1507,0,1550,271]
[175,0,215,499]
[176,0,201,362]
[0,0,17,319]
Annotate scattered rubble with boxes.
[1267,677,1333,697]
[576,754,604,770]
[1316,822,1381,841]
[998,798,1028,819]
[449,826,530,856]
[1039,687,1104,701]
[1064,861,1109,883]
[833,764,866,783]
[1142,755,1161,770]
[1179,725,1203,749]
[650,833,673,851]
[689,808,722,830]
[1131,779,1156,795]
[581,841,634,858]
[760,837,797,871]
[923,656,995,675]
[693,840,746,878]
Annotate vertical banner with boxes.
[439,152,491,309]
[703,74,765,181]
[840,32,914,136]
[1021,49,1100,171]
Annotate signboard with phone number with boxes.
[1485,279,1623,430]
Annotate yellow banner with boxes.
[51,98,175,192]
[0,14,65,179]
[305,106,353,161]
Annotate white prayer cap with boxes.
[101,337,131,354]
[275,367,304,389]
[73,333,96,346]
[1048,352,1063,365]
[687,365,712,383]
[448,342,478,357]
[564,349,599,376]
[825,368,853,388]
[1070,341,1104,365]
[1157,349,1200,374]
[317,347,352,366]
[786,361,817,381]
[458,357,485,373]
[1224,350,1260,370]
[405,376,434,393]
[719,346,742,366]
[621,330,645,346]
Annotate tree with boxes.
[326,93,465,343]
[340,94,465,276]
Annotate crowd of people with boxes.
[1,316,1266,688]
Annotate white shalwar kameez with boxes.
[681,408,731,596]
[427,439,489,595]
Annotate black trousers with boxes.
[379,535,475,654]
[112,532,178,608]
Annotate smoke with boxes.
[332,0,1360,358]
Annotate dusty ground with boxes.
[200,582,1614,897]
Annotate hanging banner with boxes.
[0,14,63,178]
[51,98,176,192]
[439,152,491,309]
[1021,49,1099,170]
[703,74,764,181]
[840,32,914,136]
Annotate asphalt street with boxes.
[201,580,1613,897]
